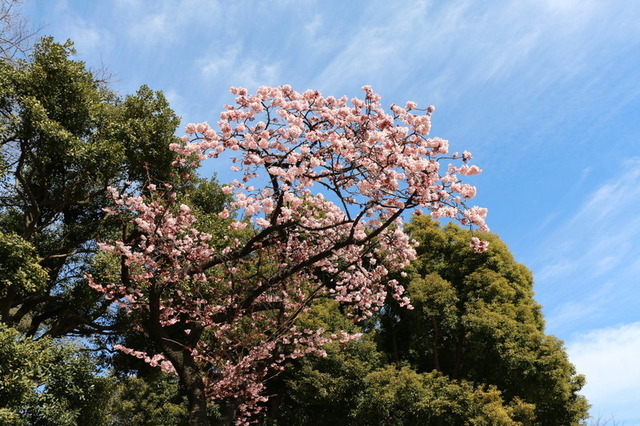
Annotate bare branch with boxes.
[0,0,39,64]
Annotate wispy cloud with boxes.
[567,321,640,424]
[306,0,640,133]
[127,11,171,46]
[39,2,115,59]
[116,0,223,47]
[531,157,640,335]
[198,44,281,90]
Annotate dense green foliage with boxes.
[266,300,383,425]
[385,216,589,424]
[267,303,537,425]
[354,366,536,425]
[0,324,111,425]
[107,374,188,426]
[0,231,48,315]
[0,37,184,337]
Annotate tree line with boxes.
[0,33,589,425]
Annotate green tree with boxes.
[0,36,195,424]
[266,300,536,426]
[0,37,185,338]
[267,216,588,425]
[107,374,188,426]
[265,300,384,425]
[378,215,589,424]
[354,365,535,426]
[0,231,48,321]
[0,324,112,425]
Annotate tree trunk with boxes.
[431,316,441,371]
[453,330,465,379]
[391,321,400,363]
[147,289,210,425]
[181,355,210,426]
[215,401,239,426]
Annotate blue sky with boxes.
[24,0,640,422]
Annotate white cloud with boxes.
[199,45,240,77]
[544,280,618,329]
[114,0,143,8]
[128,12,170,45]
[567,322,640,423]
[68,25,108,56]
[543,157,640,264]
[304,14,322,37]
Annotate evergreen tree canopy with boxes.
[378,215,589,424]
[0,37,185,338]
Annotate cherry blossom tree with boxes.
[88,85,488,425]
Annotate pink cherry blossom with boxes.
[89,85,488,425]
[470,236,490,253]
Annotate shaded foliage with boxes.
[266,300,383,425]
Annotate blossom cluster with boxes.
[172,85,488,236]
